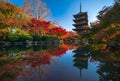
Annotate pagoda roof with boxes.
[73,57,88,61]
[73,63,88,69]
[73,23,88,27]
[73,19,88,23]
[73,12,87,18]
[72,28,85,31]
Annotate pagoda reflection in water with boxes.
[72,47,89,77]
[73,46,120,81]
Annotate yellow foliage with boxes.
[111,24,116,28]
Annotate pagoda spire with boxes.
[80,3,82,12]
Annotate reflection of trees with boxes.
[73,46,120,81]
[0,44,69,81]
[92,48,120,81]
[92,50,120,81]
[16,65,50,81]
[84,46,120,81]
[97,61,120,81]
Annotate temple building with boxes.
[73,4,89,35]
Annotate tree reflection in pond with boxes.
[0,44,69,81]
[73,46,120,81]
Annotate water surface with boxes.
[0,44,120,81]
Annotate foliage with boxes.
[32,34,53,41]
[83,3,120,45]
[67,31,79,39]
[81,3,120,55]
[6,34,20,42]
[26,18,68,39]
[6,34,33,42]
[99,4,120,27]
[32,34,42,41]
[27,18,50,35]
[19,34,33,41]
[0,1,30,27]
[33,46,42,51]
[0,1,30,40]
[40,35,51,41]
[48,26,68,39]
[0,1,68,41]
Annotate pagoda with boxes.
[73,4,88,35]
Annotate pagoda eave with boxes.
[73,19,88,23]
[73,12,87,18]
[72,28,85,31]
[73,23,88,27]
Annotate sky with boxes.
[10,0,114,31]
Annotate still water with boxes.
[0,44,120,81]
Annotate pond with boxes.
[0,44,120,81]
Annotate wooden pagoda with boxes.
[73,4,88,35]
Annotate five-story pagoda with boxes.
[73,4,88,35]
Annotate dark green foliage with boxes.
[32,35,53,41]
[5,46,33,54]
[6,34,20,42]
[5,46,21,54]
[33,46,42,51]
[5,34,55,42]
[6,34,33,42]
[32,34,42,41]
[41,35,51,41]
[19,35,33,41]
[42,45,50,50]
[100,4,120,27]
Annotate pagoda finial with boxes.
[80,3,82,12]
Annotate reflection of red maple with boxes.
[31,53,51,68]
[48,44,68,57]
[26,44,69,68]
[49,48,67,57]
[0,44,70,81]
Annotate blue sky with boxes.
[10,0,114,31]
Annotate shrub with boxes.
[6,34,33,42]
[32,34,42,41]
[32,35,52,41]
[33,46,42,51]
[19,35,33,41]
[41,35,51,41]
[6,34,20,42]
